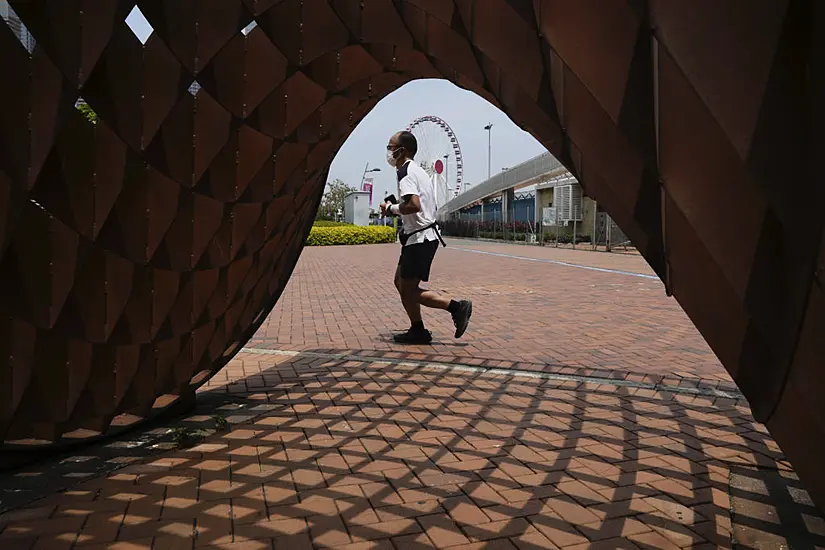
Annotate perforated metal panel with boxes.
[0,0,823,511]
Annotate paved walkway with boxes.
[1,241,823,549]
[2,351,822,549]
[249,240,728,381]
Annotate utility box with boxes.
[343,191,370,226]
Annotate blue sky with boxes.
[125,9,547,203]
[330,80,546,203]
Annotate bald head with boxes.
[388,131,418,161]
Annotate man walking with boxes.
[380,131,472,344]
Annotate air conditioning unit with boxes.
[556,183,583,222]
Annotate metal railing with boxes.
[441,212,632,252]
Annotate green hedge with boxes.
[307,225,396,246]
[312,220,352,227]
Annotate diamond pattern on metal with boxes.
[0,0,823,510]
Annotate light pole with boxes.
[483,123,493,180]
[360,162,381,188]
[443,154,450,197]
[361,163,381,213]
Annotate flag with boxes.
[362,177,374,206]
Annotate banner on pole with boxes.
[362,177,374,206]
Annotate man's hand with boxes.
[379,201,390,216]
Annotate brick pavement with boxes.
[446,241,651,276]
[2,351,821,549]
[249,241,728,381]
[3,242,821,549]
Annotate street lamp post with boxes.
[360,162,381,188]
[483,123,493,181]
[443,154,450,197]
[361,163,381,217]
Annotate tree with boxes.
[317,178,356,220]
[76,102,98,124]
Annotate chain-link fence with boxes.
[592,212,631,251]
[440,217,539,243]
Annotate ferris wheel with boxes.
[406,115,464,204]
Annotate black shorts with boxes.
[398,240,439,282]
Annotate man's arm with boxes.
[397,194,421,214]
[393,174,421,215]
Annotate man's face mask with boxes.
[386,146,403,167]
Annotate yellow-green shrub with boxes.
[76,103,98,124]
[312,220,352,227]
[307,225,396,246]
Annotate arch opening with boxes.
[0,0,822,509]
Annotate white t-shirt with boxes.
[397,159,438,246]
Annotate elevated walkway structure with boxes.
[440,152,566,217]
[439,153,622,247]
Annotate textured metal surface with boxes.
[0,0,823,509]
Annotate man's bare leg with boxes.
[393,269,473,343]
[394,267,423,324]
[405,280,473,338]
[404,284,451,311]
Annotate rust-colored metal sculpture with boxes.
[0,0,822,508]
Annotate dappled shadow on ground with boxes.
[0,349,821,549]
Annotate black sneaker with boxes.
[451,300,473,338]
[393,328,433,345]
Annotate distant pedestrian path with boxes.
[446,239,656,280]
[249,241,728,382]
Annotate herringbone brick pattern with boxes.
[249,242,728,381]
[2,351,806,550]
[4,243,820,549]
